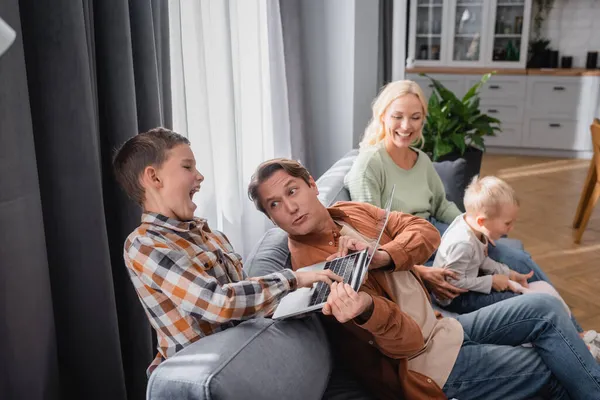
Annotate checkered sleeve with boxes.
[126,235,298,324]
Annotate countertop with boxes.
[406,67,600,76]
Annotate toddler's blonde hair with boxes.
[464,176,519,218]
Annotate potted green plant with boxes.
[420,72,501,187]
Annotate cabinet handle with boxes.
[487,109,498,113]
[553,86,565,91]
[549,123,562,128]
[489,85,500,89]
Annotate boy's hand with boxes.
[326,236,391,269]
[322,282,373,323]
[492,274,513,292]
[509,270,534,288]
[295,269,342,288]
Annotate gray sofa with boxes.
[146,150,523,399]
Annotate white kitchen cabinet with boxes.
[408,0,531,68]
[408,0,449,67]
[485,122,523,147]
[405,70,598,156]
[485,0,532,69]
[406,73,466,99]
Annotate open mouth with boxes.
[189,186,200,200]
[396,131,412,138]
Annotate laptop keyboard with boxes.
[308,253,360,307]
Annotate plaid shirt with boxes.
[123,212,297,374]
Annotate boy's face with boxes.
[480,204,519,241]
[149,144,204,221]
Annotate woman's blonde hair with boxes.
[359,80,428,149]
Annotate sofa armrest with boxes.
[147,316,331,400]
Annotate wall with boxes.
[539,0,600,68]
[299,0,380,178]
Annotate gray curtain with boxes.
[378,0,394,88]
[279,0,309,170]
[0,0,171,399]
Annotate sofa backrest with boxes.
[315,149,359,206]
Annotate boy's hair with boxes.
[464,175,519,218]
[113,127,190,205]
[248,158,311,216]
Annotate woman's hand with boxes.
[414,265,467,301]
[322,282,373,323]
[326,235,392,269]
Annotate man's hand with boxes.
[492,274,514,292]
[509,270,533,288]
[322,282,373,323]
[295,269,343,288]
[414,265,467,301]
[326,235,392,269]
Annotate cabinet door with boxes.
[406,74,466,100]
[447,0,490,66]
[409,0,448,66]
[485,122,523,147]
[485,0,532,68]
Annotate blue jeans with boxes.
[445,290,521,314]
[428,218,583,332]
[443,294,600,399]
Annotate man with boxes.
[248,158,600,400]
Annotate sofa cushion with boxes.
[432,157,467,212]
[244,227,291,277]
[316,150,358,206]
[147,316,331,400]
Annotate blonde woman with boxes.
[344,80,582,330]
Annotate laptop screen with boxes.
[364,184,396,268]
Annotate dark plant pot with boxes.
[437,146,483,190]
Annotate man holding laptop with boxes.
[249,158,600,400]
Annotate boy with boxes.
[433,175,600,360]
[113,127,340,375]
[433,176,563,313]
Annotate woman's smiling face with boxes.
[382,94,425,149]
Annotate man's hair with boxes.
[113,127,190,205]
[248,158,311,216]
[464,175,519,218]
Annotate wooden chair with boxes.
[573,118,600,243]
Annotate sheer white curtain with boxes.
[169,0,292,256]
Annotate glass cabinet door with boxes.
[489,0,528,66]
[448,0,488,64]
[414,0,445,63]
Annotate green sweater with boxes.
[344,143,461,224]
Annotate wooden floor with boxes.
[481,154,600,331]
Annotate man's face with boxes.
[257,169,323,236]
[154,144,204,221]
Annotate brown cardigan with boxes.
[288,201,447,400]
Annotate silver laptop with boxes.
[273,186,395,320]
